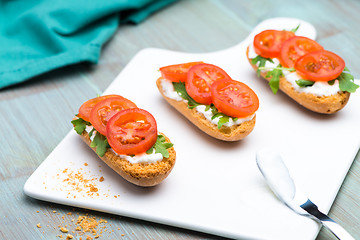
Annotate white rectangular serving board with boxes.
[24,18,360,240]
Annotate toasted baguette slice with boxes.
[80,130,176,187]
[156,77,256,141]
[246,46,350,114]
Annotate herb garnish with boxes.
[172,82,236,128]
[251,55,274,77]
[206,104,238,129]
[290,24,300,33]
[71,116,109,157]
[338,67,359,93]
[146,135,173,158]
[71,118,172,158]
[265,65,285,94]
[172,81,200,108]
[90,131,110,157]
[258,65,359,93]
[295,79,315,87]
[71,117,91,134]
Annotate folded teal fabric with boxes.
[0,0,176,89]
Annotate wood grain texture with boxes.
[1,0,359,239]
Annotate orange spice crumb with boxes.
[59,168,105,199]
[60,227,69,233]
[89,185,98,192]
[55,167,120,200]
[37,223,41,228]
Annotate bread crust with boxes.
[246,46,350,114]
[156,77,256,141]
[80,130,176,187]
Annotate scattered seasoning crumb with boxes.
[84,163,88,166]
[37,166,126,238]
[56,168,110,199]
[89,185,98,192]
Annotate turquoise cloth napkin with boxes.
[0,0,176,89]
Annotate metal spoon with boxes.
[256,148,354,240]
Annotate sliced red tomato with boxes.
[159,62,203,82]
[106,108,158,155]
[211,80,259,118]
[78,95,120,122]
[280,36,324,68]
[186,63,231,104]
[294,50,345,81]
[89,96,137,135]
[254,30,295,58]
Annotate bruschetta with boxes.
[247,28,358,114]
[157,62,259,141]
[71,95,176,187]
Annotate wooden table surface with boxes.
[1,0,360,239]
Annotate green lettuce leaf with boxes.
[328,80,335,85]
[71,117,91,135]
[251,55,274,77]
[172,83,235,129]
[265,64,284,94]
[90,131,110,157]
[146,135,173,158]
[338,67,359,93]
[172,81,200,109]
[295,79,315,87]
[208,104,236,129]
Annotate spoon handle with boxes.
[301,200,354,240]
[322,220,355,240]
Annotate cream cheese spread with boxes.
[85,126,163,164]
[160,78,255,127]
[248,43,341,96]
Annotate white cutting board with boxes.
[24,18,360,240]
